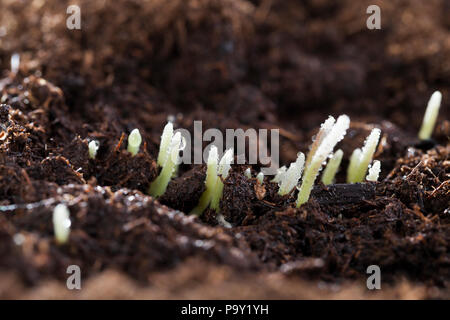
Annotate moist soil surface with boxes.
[0,0,449,299]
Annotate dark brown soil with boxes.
[0,0,448,299]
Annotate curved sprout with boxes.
[157,122,174,166]
[353,128,381,182]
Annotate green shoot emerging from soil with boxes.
[296,115,350,207]
[149,131,184,197]
[127,128,142,156]
[157,122,174,166]
[347,128,381,183]
[256,172,264,184]
[53,204,71,245]
[418,91,442,140]
[88,140,99,159]
[278,152,305,195]
[366,160,381,182]
[191,147,233,215]
[321,149,343,185]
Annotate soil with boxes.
[0,0,449,299]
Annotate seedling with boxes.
[418,91,442,140]
[53,204,71,245]
[347,128,381,183]
[149,131,184,197]
[88,140,99,159]
[191,147,233,215]
[296,115,350,207]
[271,166,287,184]
[346,148,362,183]
[210,149,233,211]
[305,116,335,167]
[366,160,381,182]
[244,167,252,179]
[278,152,305,195]
[127,128,142,156]
[157,122,174,166]
[256,172,264,184]
[321,149,343,185]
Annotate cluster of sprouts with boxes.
[191,146,233,215]
[149,122,185,198]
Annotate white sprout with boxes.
[321,149,343,185]
[418,91,442,140]
[88,140,99,159]
[353,128,381,182]
[244,167,252,179]
[278,152,305,195]
[149,132,184,197]
[366,160,381,182]
[127,128,142,156]
[256,172,264,184]
[157,122,174,166]
[53,204,71,245]
[305,116,335,167]
[271,166,287,184]
[296,115,350,207]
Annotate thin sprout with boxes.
[418,91,442,140]
[149,132,183,197]
[321,149,343,185]
[190,146,219,215]
[256,172,264,184]
[157,122,174,166]
[210,149,233,211]
[347,148,361,183]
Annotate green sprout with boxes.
[256,172,264,184]
[278,152,305,195]
[157,122,174,166]
[88,140,99,159]
[191,147,233,215]
[346,148,361,183]
[296,115,350,207]
[127,128,142,156]
[149,131,184,197]
[321,149,343,185]
[53,204,71,245]
[418,91,442,140]
[366,160,381,182]
[347,128,381,183]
